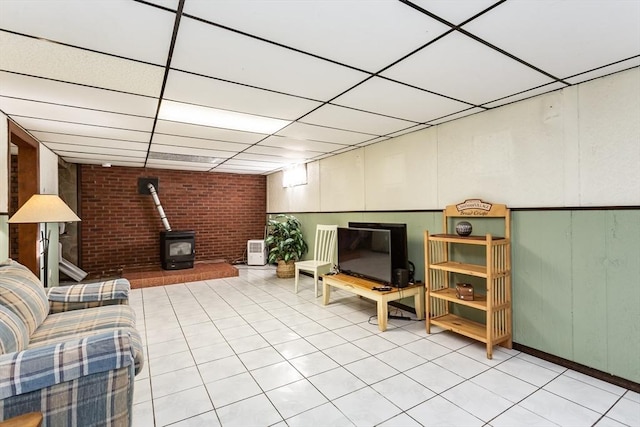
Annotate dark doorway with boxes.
[8,120,39,276]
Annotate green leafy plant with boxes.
[265,214,308,264]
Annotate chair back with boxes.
[314,225,338,264]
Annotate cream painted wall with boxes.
[319,149,365,211]
[39,145,61,286]
[267,67,640,211]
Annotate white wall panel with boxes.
[364,129,438,210]
[267,68,640,211]
[437,91,568,208]
[39,145,59,195]
[320,149,365,212]
[39,144,61,286]
[577,68,640,206]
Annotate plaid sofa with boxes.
[0,259,144,427]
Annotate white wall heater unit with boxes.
[247,240,267,266]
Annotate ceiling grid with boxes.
[0,0,638,174]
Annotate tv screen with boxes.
[348,222,409,272]
[338,227,392,284]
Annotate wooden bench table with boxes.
[322,273,424,331]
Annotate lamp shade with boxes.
[8,194,81,224]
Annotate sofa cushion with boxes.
[28,304,144,374]
[0,259,49,336]
[0,305,29,354]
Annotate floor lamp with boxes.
[8,194,81,287]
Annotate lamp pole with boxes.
[41,224,51,287]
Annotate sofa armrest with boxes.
[0,330,134,399]
[47,279,130,313]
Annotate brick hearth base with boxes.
[123,260,239,289]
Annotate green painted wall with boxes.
[282,209,640,383]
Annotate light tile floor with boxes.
[130,266,640,427]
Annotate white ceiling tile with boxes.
[154,120,266,144]
[211,166,265,175]
[164,70,322,120]
[381,31,554,105]
[234,152,308,163]
[221,159,283,171]
[183,0,450,72]
[0,71,158,117]
[144,0,180,10]
[144,161,213,172]
[31,132,149,151]
[275,122,373,144]
[145,156,219,167]
[332,77,472,123]
[243,145,318,161]
[259,136,348,154]
[411,0,501,25]
[61,158,145,167]
[0,32,164,97]
[171,17,368,100]
[16,118,151,143]
[0,0,175,65]
[0,97,154,131]
[45,143,147,158]
[149,144,233,160]
[463,0,640,80]
[300,104,416,135]
[151,133,251,152]
[54,150,144,162]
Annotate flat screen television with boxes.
[337,227,392,285]
[348,222,409,272]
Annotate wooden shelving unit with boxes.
[424,199,512,359]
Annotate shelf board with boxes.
[430,314,487,342]
[430,234,507,245]
[430,261,487,278]
[430,288,487,311]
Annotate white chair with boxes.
[295,225,338,297]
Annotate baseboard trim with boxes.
[512,343,639,393]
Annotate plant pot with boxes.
[276,259,296,278]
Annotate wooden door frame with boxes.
[8,120,39,276]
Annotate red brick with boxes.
[80,165,266,279]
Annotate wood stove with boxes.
[160,230,195,270]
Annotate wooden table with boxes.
[322,273,424,331]
[0,412,43,427]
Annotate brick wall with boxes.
[80,165,266,278]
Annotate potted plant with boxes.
[265,214,308,278]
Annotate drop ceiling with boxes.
[0,0,638,175]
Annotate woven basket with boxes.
[276,260,296,278]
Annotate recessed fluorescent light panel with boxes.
[282,163,308,188]
[158,100,291,134]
